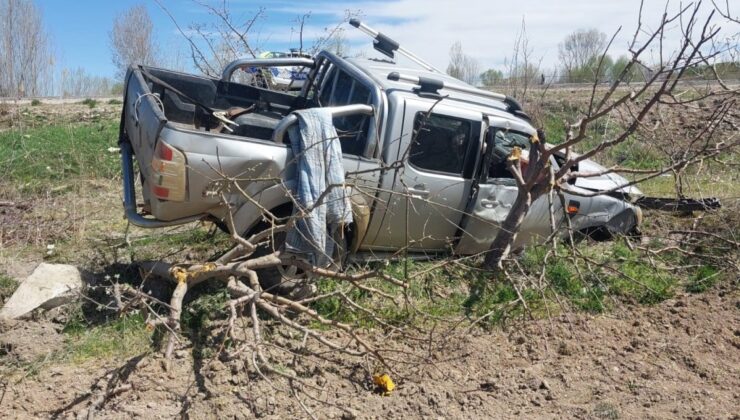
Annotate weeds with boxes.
[0,272,18,304]
[81,98,97,108]
[30,99,41,106]
[307,236,705,330]
[685,265,720,294]
[593,402,620,420]
[62,312,152,363]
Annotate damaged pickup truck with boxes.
[119,20,661,288]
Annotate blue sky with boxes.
[37,0,355,77]
[36,0,735,79]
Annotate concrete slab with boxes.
[0,263,82,319]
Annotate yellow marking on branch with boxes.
[508,147,522,161]
[170,263,217,284]
[171,267,189,284]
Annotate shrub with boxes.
[81,98,97,108]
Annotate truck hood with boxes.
[573,158,643,199]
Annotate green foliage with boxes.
[63,312,151,363]
[593,402,620,420]
[0,121,120,189]
[610,55,643,83]
[312,259,470,329]
[463,278,522,326]
[606,135,665,169]
[81,98,97,108]
[110,83,125,96]
[542,114,567,144]
[567,54,615,83]
[30,99,42,106]
[685,265,719,293]
[0,273,18,304]
[313,239,694,331]
[181,289,230,332]
[107,98,123,105]
[685,61,740,80]
[480,68,504,87]
[606,241,674,304]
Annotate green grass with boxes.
[685,265,720,294]
[30,99,41,106]
[0,273,18,304]
[181,288,230,332]
[0,121,120,190]
[311,259,472,329]
[309,238,693,330]
[81,98,98,108]
[62,312,152,363]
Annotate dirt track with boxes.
[1,288,737,419]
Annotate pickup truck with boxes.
[119,21,643,289]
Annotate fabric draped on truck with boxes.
[285,108,353,266]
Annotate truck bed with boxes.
[121,66,303,227]
[134,66,301,139]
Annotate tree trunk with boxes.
[482,188,533,270]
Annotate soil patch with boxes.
[0,290,737,419]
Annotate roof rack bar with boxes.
[273,104,374,144]
[349,19,442,74]
[222,57,315,82]
[387,72,507,101]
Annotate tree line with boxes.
[448,26,740,87]
[0,1,159,98]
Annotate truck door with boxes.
[369,99,482,251]
[455,117,543,255]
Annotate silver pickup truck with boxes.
[119,21,643,273]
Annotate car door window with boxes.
[408,113,474,176]
[488,130,531,179]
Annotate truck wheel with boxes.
[249,226,348,300]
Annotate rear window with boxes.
[317,68,373,156]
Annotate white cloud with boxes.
[262,0,730,74]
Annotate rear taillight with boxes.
[156,140,174,161]
[151,140,187,201]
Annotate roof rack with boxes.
[388,71,506,100]
[386,72,531,121]
[349,19,442,73]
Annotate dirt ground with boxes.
[1,287,737,419]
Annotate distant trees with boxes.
[447,41,480,85]
[480,69,503,87]
[556,28,654,83]
[558,28,608,83]
[503,19,541,103]
[110,4,159,79]
[0,0,55,97]
[59,68,120,98]
[610,55,643,82]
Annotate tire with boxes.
[579,208,641,242]
[249,225,348,300]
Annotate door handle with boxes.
[406,184,430,198]
[480,199,498,209]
